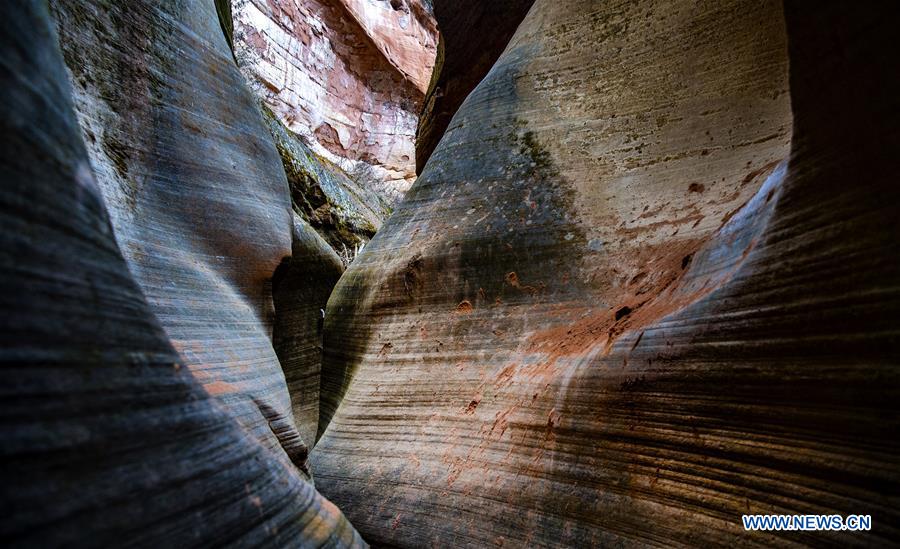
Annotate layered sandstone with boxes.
[416,0,535,173]
[262,104,390,256]
[312,0,900,546]
[52,0,317,475]
[233,0,437,202]
[0,1,361,545]
[3,0,899,546]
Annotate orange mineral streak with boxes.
[528,183,773,365]
[527,238,705,358]
[203,380,240,396]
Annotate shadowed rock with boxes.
[0,1,363,545]
[312,0,900,546]
[416,0,536,173]
[273,214,345,446]
[50,0,318,474]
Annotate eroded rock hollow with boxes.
[2,0,898,547]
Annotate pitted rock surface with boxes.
[312,0,900,546]
[234,0,437,200]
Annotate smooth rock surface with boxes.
[50,0,319,476]
[313,0,900,546]
[273,214,345,446]
[0,1,362,545]
[416,0,535,173]
[234,0,437,201]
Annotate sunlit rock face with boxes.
[312,0,900,546]
[262,104,391,256]
[233,0,438,202]
[0,1,362,546]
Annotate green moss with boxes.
[509,118,559,178]
[259,103,386,257]
[101,134,129,179]
[214,0,234,53]
[518,130,555,173]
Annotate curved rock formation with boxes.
[263,105,390,255]
[0,1,361,545]
[313,0,900,546]
[233,0,437,201]
[51,0,320,475]
[273,215,345,445]
[416,0,535,173]
[5,0,899,545]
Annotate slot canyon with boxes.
[1,0,898,547]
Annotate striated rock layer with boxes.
[51,0,316,475]
[313,0,900,546]
[234,0,437,201]
[273,214,345,445]
[0,1,362,545]
[416,0,535,173]
[262,105,391,256]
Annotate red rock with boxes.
[312,0,900,546]
[234,0,437,202]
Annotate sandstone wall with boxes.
[233,0,437,202]
[416,0,535,173]
[312,0,900,545]
[0,1,362,545]
[52,0,316,474]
